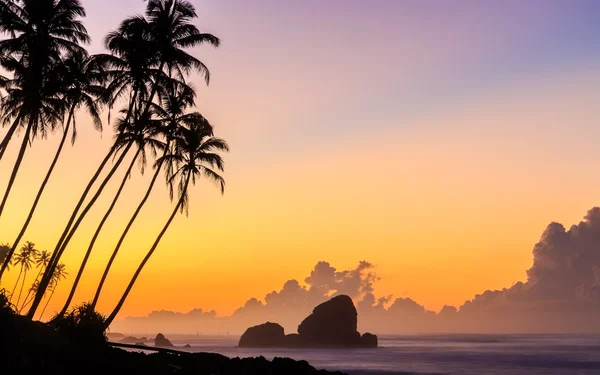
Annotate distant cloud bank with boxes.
[112,208,600,334]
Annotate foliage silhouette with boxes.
[0,0,90,217]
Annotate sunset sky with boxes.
[1,0,600,320]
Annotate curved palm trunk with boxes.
[0,115,23,161]
[0,117,33,217]
[59,148,141,316]
[0,109,75,281]
[19,265,44,312]
[16,269,27,307]
[28,93,140,288]
[103,174,190,329]
[11,267,23,300]
[92,152,167,308]
[39,287,55,321]
[27,142,134,319]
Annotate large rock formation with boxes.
[298,295,362,347]
[238,322,285,347]
[154,333,174,347]
[239,295,377,348]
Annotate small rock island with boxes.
[239,295,378,348]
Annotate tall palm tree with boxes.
[11,242,38,307]
[58,109,165,316]
[39,263,67,321]
[0,243,10,273]
[140,0,220,110]
[103,115,228,328]
[0,0,90,216]
[0,52,104,281]
[19,250,50,312]
[91,82,195,308]
[29,0,219,318]
[25,12,164,319]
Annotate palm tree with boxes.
[0,0,90,216]
[91,82,195,308]
[39,263,67,321]
[30,0,219,318]
[103,115,228,328]
[0,52,104,281]
[11,242,38,307]
[25,11,163,319]
[140,0,220,109]
[58,109,165,316]
[19,250,50,312]
[0,243,10,273]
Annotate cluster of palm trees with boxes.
[0,0,228,329]
[2,242,67,319]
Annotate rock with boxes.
[120,336,143,344]
[238,295,378,349]
[361,333,378,348]
[239,322,284,347]
[184,344,191,348]
[298,295,363,347]
[154,333,174,347]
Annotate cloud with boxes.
[112,208,600,334]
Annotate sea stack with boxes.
[239,295,378,348]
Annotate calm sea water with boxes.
[129,334,600,375]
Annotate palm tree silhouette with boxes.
[45,0,219,316]
[39,263,67,321]
[19,250,50,312]
[26,8,162,319]
[0,243,10,273]
[91,0,219,309]
[57,108,165,316]
[11,242,39,307]
[0,52,104,281]
[103,114,228,328]
[0,0,90,217]
[91,82,195,308]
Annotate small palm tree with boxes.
[103,114,228,328]
[19,250,50,312]
[39,263,67,321]
[11,242,39,307]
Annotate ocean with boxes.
[131,334,600,374]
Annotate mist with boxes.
[111,207,600,335]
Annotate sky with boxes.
[1,0,600,322]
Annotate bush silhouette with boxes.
[51,303,106,346]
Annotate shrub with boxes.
[0,288,15,317]
[52,303,107,346]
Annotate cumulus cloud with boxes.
[113,208,600,334]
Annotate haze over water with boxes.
[130,334,600,375]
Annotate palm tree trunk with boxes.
[27,142,134,319]
[92,151,167,308]
[11,267,23,300]
[16,269,27,307]
[0,114,23,161]
[103,174,190,329]
[19,265,44,312]
[0,109,75,281]
[0,117,33,217]
[39,288,55,321]
[58,148,141,316]
[30,92,139,287]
